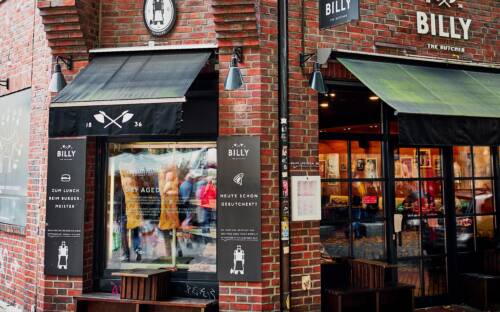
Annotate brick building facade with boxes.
[0,0,498,312]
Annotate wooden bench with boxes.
[322,259,414,312]
[74,293,218,312]
[460,249,500,311]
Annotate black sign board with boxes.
[49,103,182,137]
[217,136,261,282]
[319,0,359,29]
[44,138,87,276]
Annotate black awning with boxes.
[52,51,211,104]
[49,102,182,137]
[49,51,211,137]
[336,56,500,146]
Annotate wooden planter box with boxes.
[112,269,173,301]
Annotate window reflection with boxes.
[106,142,217,273]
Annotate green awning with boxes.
[337,57,500,146]
[337,57,500,118]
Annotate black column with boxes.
[382,104,396,266]
[442,146,458,303]
[492,147,500,249]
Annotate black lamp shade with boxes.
[309,62,326,94]
[224,56,244,90]
[49,63,67,93]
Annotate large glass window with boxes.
[105,142,217,273]
[453,146,496,253]
[320,140,385,260]
[394,147,447,298]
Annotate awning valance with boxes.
[337,57,500,146]
[49,51,211,137]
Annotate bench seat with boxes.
[74,293,218,312]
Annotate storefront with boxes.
[316,50,500,306]
[45,48,222,298]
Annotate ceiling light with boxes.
[320,100,329,108]
[369,95,380,101]
[329,92,336,97]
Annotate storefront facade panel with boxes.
[288,0,499,309]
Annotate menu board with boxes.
[44,138,86,276]
[217,136,261,282]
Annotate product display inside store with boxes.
[105,142,217,273]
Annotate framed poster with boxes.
[400,157,414,178]
[366,158,377,179]
[419,149,431,168]
[327,153,340,179]
[291,176,321,221]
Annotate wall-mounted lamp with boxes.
[49,56,73,93]
[300,53,326,94]
[224,47,244,91]
[0,78,8,90]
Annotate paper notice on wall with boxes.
[394,214,403,233]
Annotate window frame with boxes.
[320,137,387,260]
[93,136,219,297]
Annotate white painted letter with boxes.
[450,18,461,39]
[417,12,429,35]
[346,0,351,9]
[438,15,449,38]
[459,18,472,40]
[326,3,331,16]
[430,13,437,36]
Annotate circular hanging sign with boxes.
[143,0,176,36]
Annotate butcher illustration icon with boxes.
[57,241,68,270]
[151,0,164,25]
[230,245,245,275]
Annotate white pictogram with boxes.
[60,174,71,183]
[57,241,69,270]
[94,110,134,129]
[233,173,244,186]
[230,245,245,275]
[427,0,461,8]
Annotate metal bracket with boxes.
[300,53,315,68]
[57,56,73,70]
[232,46,243,63]
[0,78,8,89]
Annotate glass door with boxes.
[394,147,448,301]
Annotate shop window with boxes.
[453,146,496,252]
[105,142,217,273]
[320,140,385,261]
[0,88,31,228]
[394,147,447,297]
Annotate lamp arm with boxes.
[56,56,73,71]
[299,53,315,68]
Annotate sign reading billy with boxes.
[217,136,261,282]
[44,138,87,276]
[320,0,359,29]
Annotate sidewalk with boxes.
[0,302,22,312]
[416,305,498,312]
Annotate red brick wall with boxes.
[99,0,216,48]
[306,0,499,62]
[0,1,49,311]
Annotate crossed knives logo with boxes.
[93,110,134,129]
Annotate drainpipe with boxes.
[278,0,291,311]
